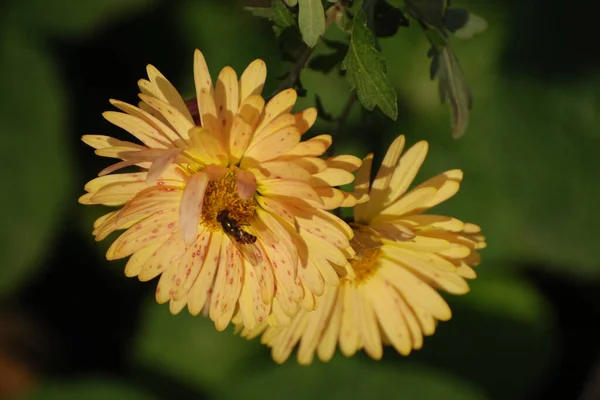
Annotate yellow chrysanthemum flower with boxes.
[79,50,365,331]
[252,135,486,364]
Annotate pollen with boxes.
[349,247,381,285]
[199,169,256,231]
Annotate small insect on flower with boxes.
[217,209,263,266]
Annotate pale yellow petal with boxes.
[210,239,243,331]
[294,108,317,135]
[179,171,209,245]
[110,99,182,145]
[255,88,297,134]
[366,276,411,355]
[138,232,187,282]
[187,233,222,315]
[355,286,382,359]
[353,153,374,223]
[106,206,179,260]
[145,64,193,123]
[214,66,239,136]
[241,126,300,165]
[103,112,171,148]
[380,140,429,209]
[239,58,267,101]
[139,94,194,142]
[284,134,331,157]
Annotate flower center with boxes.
[349,246,381,285]
[347,224,384,285]
[199,170,256,232]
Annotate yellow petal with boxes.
[297,286,338,365]
[179,171,209,245]
[312,168,355,187]
[187,233,222,315]
[103,112,171,148]
[215,66,239,136]
[255,88,297,134]
[380,140,429,209]
[145,64,193,123]
[370,135,406,200]
[228,115,254,165]
[253,113,296,144]
[210,239,243,331]
[294,108,317,135]
[110,99,181,145]
[172,228,211,300]
[355,286,383,359]
[238,259,270,331]
[138,232,187,282]
[242,126,300,165]
[239,58,266,101]
[316,286,343,362]
[338,284,360,357]
[139,94,194,142]
[374,187,437,222]
[106,207,179,260]
[258,179,323,205]
[353,153,374,223]
[285,134,331,157]
[124,241,162,278]
[250,160,311,181]
[366,276,412,355]
[326,154,362,172]
[379,261,452,320]
[186,127,228,166]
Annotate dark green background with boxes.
[0,0,598,399]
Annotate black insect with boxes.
[217,210,262,266]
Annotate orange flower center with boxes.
[198,170,256,232]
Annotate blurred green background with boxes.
[0,0,599,399]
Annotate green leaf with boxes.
[342,9,398,120]
[298,0,326,47]
[429,45,471,138]
[244,6,275,19]
[133,299,261,395]
[221,358,488,400]
[0,22,71,297]
[308,38,348,73]
[283,0,298,6]
[6,0,160,37]
[453,12,488,39]
[272,0,298,35]
[19,378,158,400]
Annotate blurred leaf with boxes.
[429,45,471,138]
[445,9,488,39]
[221,357,488,400]
[374,0,410,38]
[298,0,326,47]
[284,0,298,6]
[7,0,159,37]
[245,6,275,19]
[343,9,398,120]
[411,270,556,399]
[19,379,157,400]
[308,38,348,73]
[443,8,468,31]
[403,0,448,34]
[133,299,261,395]
[0,24,70,297]
[272,0,298,33]
[315,95,335,121]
